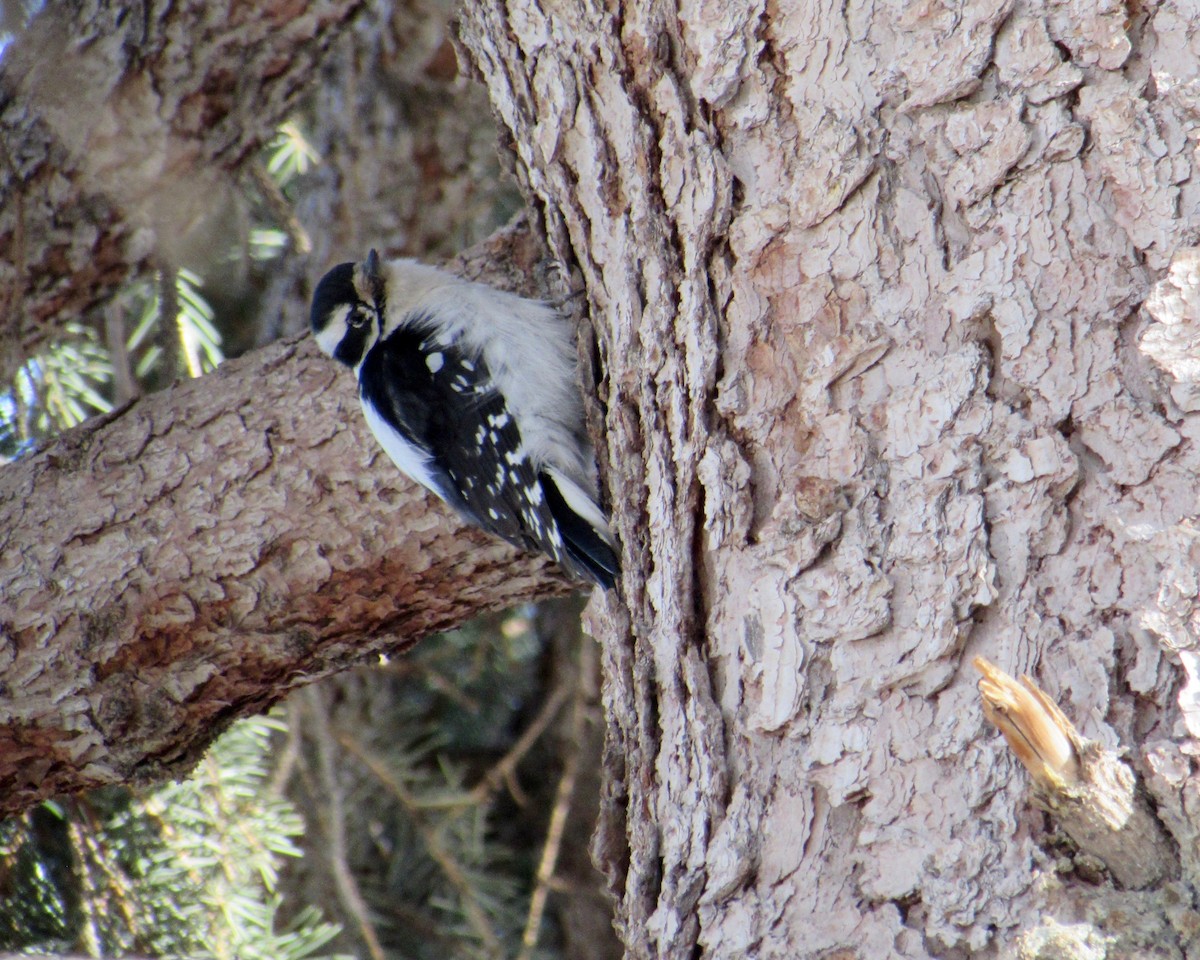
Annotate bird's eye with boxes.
[348,309,369,330]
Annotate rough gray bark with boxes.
[455,1,1200,957]
[0,224,575,819]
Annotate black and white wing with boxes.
[357,315,617,586]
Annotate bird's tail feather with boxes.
[540,469,620,589]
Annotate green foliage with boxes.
[0,718,344,959]
[0,803,74,949]
[0,323,113,458]
[124,268,225,382]
[0,272,224,459]
[345,724,528,960]
[267,121,320,191]
[35,324,115,426]
[0,613,587,960]
[251,227,291,261]
[135,717,342,960]
[286,609,577,960]
[0,117,314,460]
[175,268,224,378]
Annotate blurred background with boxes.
[0,2,619,958]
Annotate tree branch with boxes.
[975,657,1178,890]
[0,227,577,818]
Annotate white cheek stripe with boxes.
[361,400,446,504]
[315,306,350,356]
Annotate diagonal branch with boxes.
[0,226,578,818]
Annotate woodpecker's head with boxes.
[310,249,387,368]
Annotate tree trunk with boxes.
[456,1,1200,957]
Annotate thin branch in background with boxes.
[65,818,103,957]
[248,160,313,255]
[268,703,303,798]
[155,261,180,385]
[67,798,141,946]
[104,304,141,402]
[299,687,388,960]
[502,766,530,810]
[335,729,505,958]
[401,680,571,814]
[379,662,482,710]
[468,681,572,807]
[516,679,583,960]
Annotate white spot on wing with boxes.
[426,352,445,373]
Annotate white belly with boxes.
[361,398,446,504]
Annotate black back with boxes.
[358,316,550,555]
